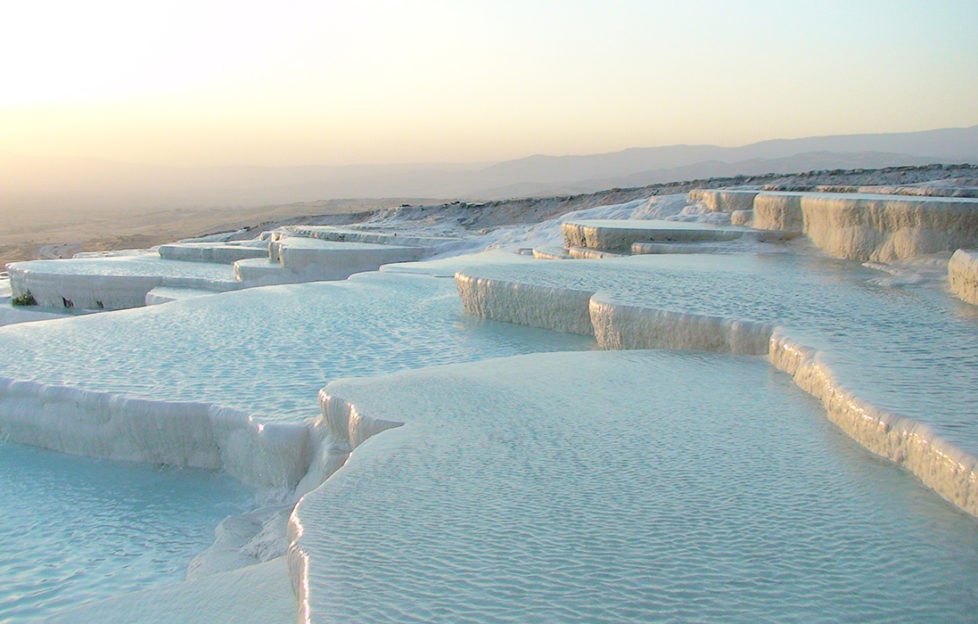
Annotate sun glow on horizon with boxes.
[1,0,976,168]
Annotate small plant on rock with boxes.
[12,290,37,306]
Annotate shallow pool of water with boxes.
[0,443,254,622]
[298,350,978,622]
[0,272,593,422]
[458,251,978,453]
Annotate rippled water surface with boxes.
[460,252,978,453]
[4,245,978,621]
[299,350,978,623]
[0,272,593,422]
[0,443,253,622]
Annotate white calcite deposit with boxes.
[455,271,595,335]
[454,252,978,517]
[562,219,748,251]
[949,248,978,305]
[687,188,759,212]
[6,225,459,311]
[7,254,240,310]
[3,186,978,622]
[283,224,462,250]
[691,189,978,262]
[288,351,978,623]
[158,241,270,264]
[0,271,588,486]
[787,194,978,262]
[242,237,426,285]
[0,378,310,490]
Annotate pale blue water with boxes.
[458,252,978,454]
[2,247,978,621]
[0,270,593,618]
[0,272,594,422]
[0,442,253,622]
[9,255,235,280]
[299,350,978,623]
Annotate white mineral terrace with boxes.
[290,351,978,622]
[631,241,730,254]
[144,286,221,305]
[233,238,427,286]
[454,251,978,516]
[258,237,426,284]
[562,219,754,251]
[158,241,270,264]
[687,188,759,212]
[0,271,589,489]
[949,248,978,305]
[531,246,571,260]
[689,188,978,261]
[7,254,241,310]
[6,228,450,310]
[283,224,463,250]
[2,190,978,622]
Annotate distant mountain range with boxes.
[451,125,978,197]
[2,125,976,211]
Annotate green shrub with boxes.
[11,290,37,306]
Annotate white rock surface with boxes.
[688,188,759,212]
[237,239,429,286]
[794,193,978,262]
[562,219,747,251]
[454,252,978,516]
[0,378,310,490]
[144,286,220,305]
[5,188,978,620]
[768,329,978,517]
[158,242,269,264]
[455,271,595,335]
[276,238,425,279]
[949,248,978,305]
[7,255,239,310]
[631,241,728,254]
[695,189,978,262]
[531,246,571,260]
[0,268,590,490]
[285,225,461,251]
[730,209,754,226]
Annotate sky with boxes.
[1,0,976,167]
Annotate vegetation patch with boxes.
[12,290,37,306]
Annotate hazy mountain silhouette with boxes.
[2,125,975,211]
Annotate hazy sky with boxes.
[2,0,976,167]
